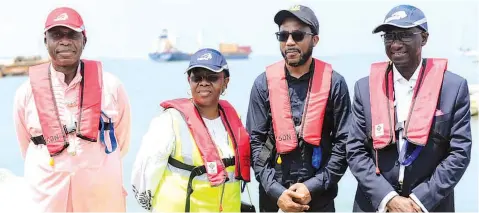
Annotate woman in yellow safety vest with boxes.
[131,48,252,212]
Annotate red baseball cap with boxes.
[44,7,86,36]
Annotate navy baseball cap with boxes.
[274,5,319,35]
[372,4,428,34]
[186,48,230,77]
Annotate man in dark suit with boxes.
[346,4,472,212]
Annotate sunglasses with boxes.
[275,30,314,42]
[381,31,422,44]
[190,74,222,83]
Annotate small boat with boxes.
[0,55,50,77]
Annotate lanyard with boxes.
[99,111,118,154]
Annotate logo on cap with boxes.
[53,13,69,22]
[384,11,407,23]
[289,5,300,11]
[197,53,212,61]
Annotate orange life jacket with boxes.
[369,58,447,173]
[28,60,102,157]
[265,58,332,154]
[160,98,251,186]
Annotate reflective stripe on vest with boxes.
[152,109,240,213]
[265,58,332,154]
[28,60,103,156]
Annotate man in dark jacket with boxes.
[346,4,472,212]
[246,4,351,212]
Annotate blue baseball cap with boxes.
[372,4,428,34]
[186,48,230,77]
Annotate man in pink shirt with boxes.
[13,7,131,212]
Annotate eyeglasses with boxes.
[275,30,314,42]
[48,31,83,40]
[381,31,422,44]
[190,74,222,83]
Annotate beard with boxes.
[281,41,314,67]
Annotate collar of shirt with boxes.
[285,59,315,82]
[392,60,421,122]
[392,61,421,84]
[50,62,83,88]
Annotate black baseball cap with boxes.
[274,5,319,35]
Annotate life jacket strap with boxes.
[256,134,275,168]
[99,111,117,154]
[167,156,235,212]
[31,121,114,154]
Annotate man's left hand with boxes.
[408,198,423,212]
[289,183,311,205]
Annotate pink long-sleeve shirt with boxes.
[13,62,131,212]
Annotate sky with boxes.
[0,0,477,59]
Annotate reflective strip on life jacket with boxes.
[28,60,103,156]
[160,98,251,186]
[265,58,332,154]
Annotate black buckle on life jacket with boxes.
[30,135,69,157]
[63,123,77,134]
[168,157,235,212]
[395,121,404,143]
[31,135,46,145]
[167,157,235,175]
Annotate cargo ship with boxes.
[149,29,252,62]
[0,55,50,78]
[219,43,252,60]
